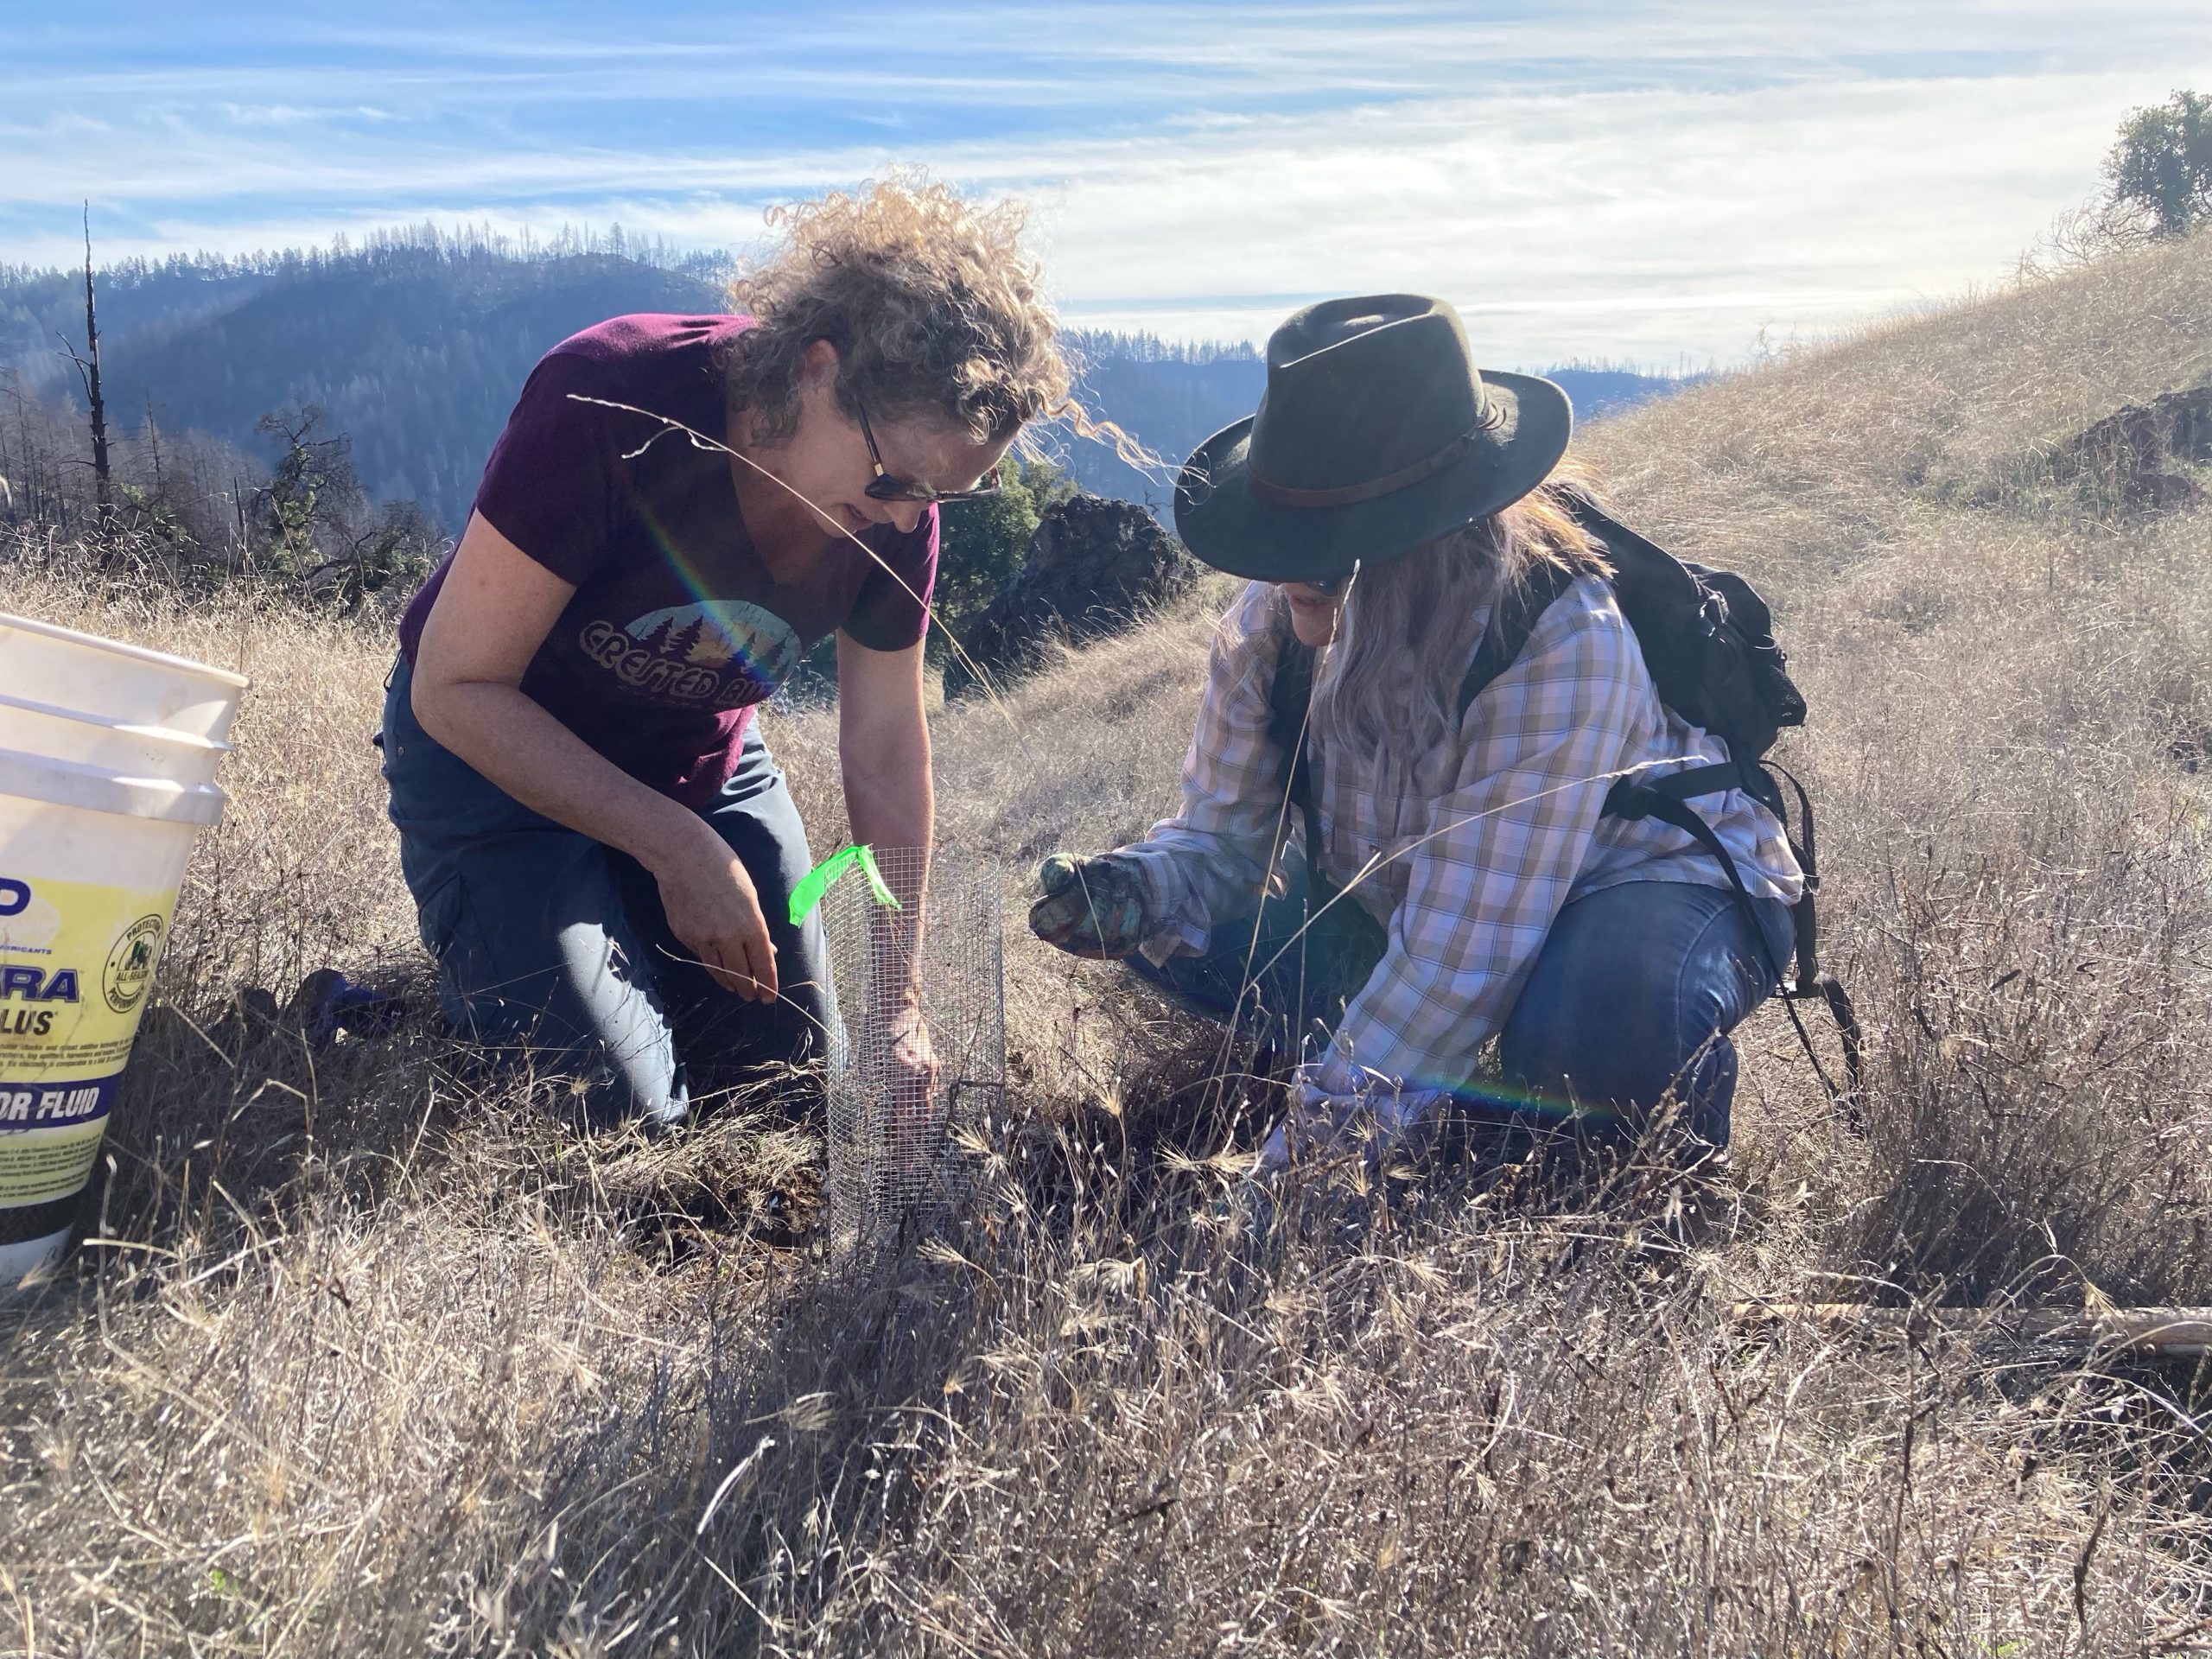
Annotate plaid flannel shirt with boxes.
[1116,578,1806,1107]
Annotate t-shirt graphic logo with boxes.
[579,601,803,707]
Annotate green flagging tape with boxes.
[788,843,901,926]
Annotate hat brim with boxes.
[1171,372,1574,584]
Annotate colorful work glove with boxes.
[1027,852,1152,959]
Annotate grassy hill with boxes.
[3,232,2211,1652]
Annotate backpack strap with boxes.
[1757,762,1860,1098]
[1632,761,1763,810]
[1634,761,1825,998]
[1264,631,1328,866]
[1605,771,1861,1114]
[1603,775,1760,907]
[1559,492,1655,569]
[1455,559,1582,719]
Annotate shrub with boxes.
[931,454,1075,648]
[2103,89,2212,241]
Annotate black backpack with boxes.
[1268,493,1862,1106]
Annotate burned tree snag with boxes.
[59,204,113,526]
[82,209,111,520]
[144,391,163,499]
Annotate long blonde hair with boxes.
[1292,468,1606,792]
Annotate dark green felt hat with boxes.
[1173,295,1573,584]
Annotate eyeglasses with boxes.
[1308,565,1358,598]
[855,400,1004,505]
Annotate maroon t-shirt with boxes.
[398,314,938,804]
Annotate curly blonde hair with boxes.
[721,177,1085,452]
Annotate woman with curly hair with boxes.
[383,181,1071,1128]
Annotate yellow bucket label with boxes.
[0,871,177,1211]
[0,1117,108,1207]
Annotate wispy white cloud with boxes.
[1020,68,2175,361]
[2,2,2207,364]
[219,102,323,126]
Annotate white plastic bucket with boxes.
[0,613,245,1290]
[0,613,246,741]
[0,691,231,789]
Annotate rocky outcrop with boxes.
[950,494,1198,692]
[2048,385,2212,512]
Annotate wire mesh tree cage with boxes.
[813,846,1004,1259]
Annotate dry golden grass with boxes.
[4,232,2212,1655]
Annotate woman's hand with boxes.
[880,996,943,1123]
[413,516,788,999]
[649,817,780,1002]
[1028,853,1152,958]
[1254,1067,1446,1178]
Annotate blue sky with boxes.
[4,2,2209,366]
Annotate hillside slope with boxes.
[3,233,2210,1654]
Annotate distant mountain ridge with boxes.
[1049,335,1700,509]
[2,235,1700,531]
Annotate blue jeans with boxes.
[1130,876,1794,1147]
[380,658,834,1128]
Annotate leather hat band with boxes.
[1245,423,1482,509]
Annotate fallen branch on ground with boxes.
[1730,1303,2212,1357]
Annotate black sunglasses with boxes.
[855,401,1004,505]
[1308,564,1359,598]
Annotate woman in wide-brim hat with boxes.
[1029,294,1804,1175]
